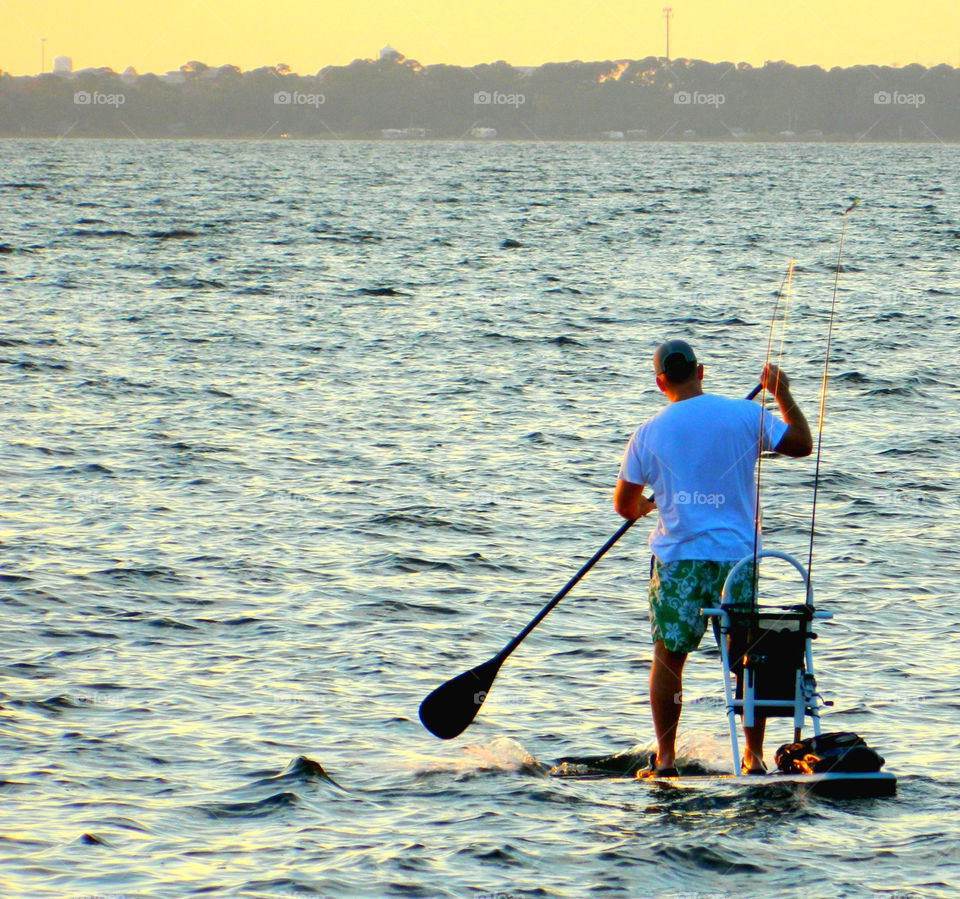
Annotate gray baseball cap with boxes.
[653,339,698,380]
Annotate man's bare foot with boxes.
[655,752,675,770]
[640,753,679,777]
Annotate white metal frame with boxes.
[702,550,833,776]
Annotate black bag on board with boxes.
[775,731,886,774]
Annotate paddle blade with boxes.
[418,655,504,739]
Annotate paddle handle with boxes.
[497,517,636,662]
[747,383,762,400]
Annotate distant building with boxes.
[470,127,497,138]
[601,130,625,140]
[380,127,430,138]
[379,45,403,62]
[52,56,72,75]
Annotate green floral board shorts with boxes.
[649,557,756,654]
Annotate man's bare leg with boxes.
[649,640,687,769]
[742,717,767,773]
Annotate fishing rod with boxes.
[807,199,859,586]
[750,260,795,602]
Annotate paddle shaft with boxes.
[494,383,762,664]
[494,517,636,664]
[418,382,768,739]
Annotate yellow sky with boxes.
[2,0,957,76]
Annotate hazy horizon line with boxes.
[15,52,957,79]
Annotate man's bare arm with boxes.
[762,363,813,458]
[613,479,657,520]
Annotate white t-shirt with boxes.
[618,394,789,563]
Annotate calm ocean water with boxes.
[1,139,959,898]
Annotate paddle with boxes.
[419,518,635,739]
[418,382,764,740]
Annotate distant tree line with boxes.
[0,54,956,140]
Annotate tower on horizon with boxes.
[663,8,673,61]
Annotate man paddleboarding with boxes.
[613,339,812,775]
